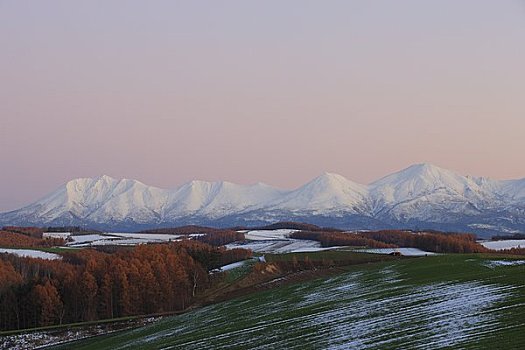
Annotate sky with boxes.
[1,0,525,211]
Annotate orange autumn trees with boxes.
[0,230,66,248]
[0,241,252,331]
[361,230,487,253]
[0,259,23,329]
[194,230,245,246]
[31,280,64,326]
[2,226,44,238]
[291,231,396,248]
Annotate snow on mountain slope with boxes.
[369,164,500,220]
[265,173,369,214]
[371,164,489,204]
[164,180,287,218]
[500,179,525,202]
[2,176,168,224]
[86,179,168,223]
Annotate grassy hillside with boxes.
[50,254,525,349]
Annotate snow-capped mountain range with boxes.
[1,164,524,237]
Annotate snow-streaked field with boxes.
[233,234,434,255]
[0,248,61,260]
[105,232,181,240]
[228,229,343,254]
[55,255,525,350]
[481,240,525,250]
[66,233,181,247]
[356,248,436,256]
[68,234,112,245]
[244,229,297,241]
[226,239,322,254]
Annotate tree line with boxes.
[291,231,396,249]
[0,230,66,248]
[291,230,488,253]
[2,226,45,239]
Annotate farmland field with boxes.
[50,254,525,349]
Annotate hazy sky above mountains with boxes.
[1,0,525,211]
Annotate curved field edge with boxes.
[49,254,525,350]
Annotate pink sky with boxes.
[1,0,525,211]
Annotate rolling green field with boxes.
[50,254,525,349]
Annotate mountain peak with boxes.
[267,172,368,213]
[65,175,118,186]
[307,172,366,192]
[371,163,455,187]
[321,171,345,177]
[400,163,449,176]
[96,174,116,181]
[368,163,498,215]
[315,172,349,182]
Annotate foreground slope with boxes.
[50,254,525,350]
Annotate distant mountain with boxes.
[369,163,501,220]
[1,164,524,237]
[264,173,369,214]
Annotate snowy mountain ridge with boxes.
[1,164,524,237]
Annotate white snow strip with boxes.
[43,232,71,239]
[106,233,181,240]
[66,233,182,247]
[480,240,525,251]
[227,239,343,254]
[482,260,525,268]
[244,229,298,241]
[67,234,114,244]
[0,248,61,260]
[356,248,436,256]
[218,260,249,271]
[291,246,345,253]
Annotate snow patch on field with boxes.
[356,248,436,256]
[291,246,345,253]
[67,233,181,247]
[227,229,343,253]
[227,239,340,254]
[43,232,71,239]
[482,260,525,268]
[0,248,60,260]
[481,240,525,250]
[216,260,249,272]
[243,229,297,241]
[68,234,112,245]
[106,232,180,241]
